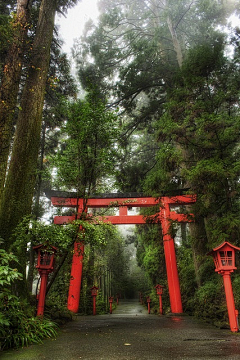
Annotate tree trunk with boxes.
[164,2,208,281]
[0,0,58,251]
[189,215,208,287]
[166,15,183,68]
[0,0,32,200]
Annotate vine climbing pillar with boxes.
[67,239,84,313]
[160,199,183,314]
[67,201,85,313]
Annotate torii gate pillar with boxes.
[67,240,84,312]
[161,199,183,313]
[67,201,85,313]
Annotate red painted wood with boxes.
[96,215,146,224]
[51,195,196,208]
[67,241,84,313]
[160,201,183,313]
[51,197,84,207]
[159,294,163,315]
[92,296,97,315]
[119,206,128,215]
[54,213,194,226]
[37,271,48,316]
[222,272,239,332]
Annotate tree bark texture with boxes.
[0,0,58,249]
[0,0,31,200]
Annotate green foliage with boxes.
[52,94,119,195]
[177,245,198,313]
[135,222,167,292]
[193,280,228,327]
[73,219,118,248]
[0,13,12,72]
[0,247,22,288]
[0,295,58,350]
[11,216,77,253]
[0,245,58,350]
[11,216,118,255]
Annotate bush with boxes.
[0,246,58,350]
[193,279,228,327]
[0,295,58,349]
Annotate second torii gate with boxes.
[48,191,196,314]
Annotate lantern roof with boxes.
[91,285,98,290]
[208,241,240,255]
[33,243,57,252]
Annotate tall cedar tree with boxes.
[0,0,77,255]
[0,0,31,198]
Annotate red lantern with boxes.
[33,244,57,317]
[34,244,57,271]
[208,241,240,273]
[91,285,98,296]
[155,284,164,296]
[208,241,240,332]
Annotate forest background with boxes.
[1,0,240,350]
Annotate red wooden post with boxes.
[91,286,98,315]
[222,271,238,332]
[155,285,164,315]
[68,211,85,313]
[37,270,48,316]
[160,200,183,313]
[147,296,151,314]
[159,293,163,315]
[93,296,96,315]
[67,241,84,313]
[109,296,114,314]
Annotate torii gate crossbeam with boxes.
[48,191,196,314]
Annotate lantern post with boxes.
[116,293,120,305]
[91,286,98,315]
[33,244,57,317]
[109,296,114,314]
[155,284,164,315]
[208,241,240,332]
[147,296,151,314]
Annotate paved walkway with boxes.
[1,300,240,360]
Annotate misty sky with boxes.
[56,0,99,54]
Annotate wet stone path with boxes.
[1,300,240,360]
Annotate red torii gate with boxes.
[48,191,196,314]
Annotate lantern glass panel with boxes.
[40,251,52,266]
[219,250,233,267]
